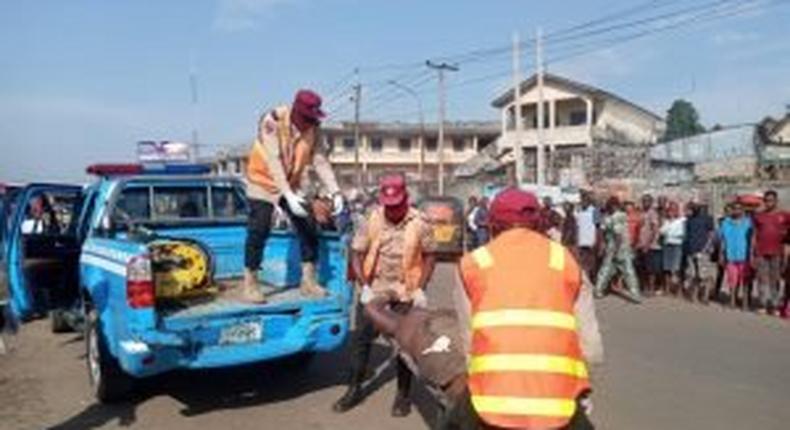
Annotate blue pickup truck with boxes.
[2,164,352,402]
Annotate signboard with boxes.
[137,141,191,163]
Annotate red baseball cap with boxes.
[489,187,540,226]
[293,89,326,122]
[378,174,408,207]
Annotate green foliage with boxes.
[663,99,705,141]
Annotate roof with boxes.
[491,72,662,122]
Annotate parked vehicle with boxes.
[4,164,353,402]
[1,183,84,332]
[417,196,464,258]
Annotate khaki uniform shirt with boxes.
[352,207,436,298]
[246,106,339,203]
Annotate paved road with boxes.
[2,263,789,429]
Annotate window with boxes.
[370,137,383,152]
[426,138,438,152]
[342,138,355,152]
[569,110,587,126]
[211,185,247,218]
[452,139,466,152]
[115,187,150,220]
[113,183,246,225]
[153,187,208,219]
[398,138,412,152]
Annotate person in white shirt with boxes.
[660,201,686,296]
[575,191,599,279]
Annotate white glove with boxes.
[411,289,428,309]
[580,396,593,416]
[283,191,309,218]
[360,284,375,305]
[332,193,345,217]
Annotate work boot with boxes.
[332,383,364,413]
[391,394,412,417]
[299,262,327,298]
[392,359,413,417]
[238,269,266,303]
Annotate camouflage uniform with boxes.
[595,210,641,298]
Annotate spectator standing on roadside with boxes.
[683,202,716,303]
[719,201,753,310]
[465,196,479,251]
[576,191,600,281]
[473,197,490,247]
[660,201,686,296]
[636,194,662,296]
[752,190,789,315]
[625,201,641,250]
[562,201,578,249]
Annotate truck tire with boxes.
[50,309,71,333]
[85,309,133,403]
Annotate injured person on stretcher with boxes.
[362,279,601,430]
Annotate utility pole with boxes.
[387,80,425,191]
[535,27,546,186]
[512,31,524,187]
[352,69,363,187]
[426,60,459,196]
[189,57,200,162]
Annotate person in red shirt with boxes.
[752,190,789,315]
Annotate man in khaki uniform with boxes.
[242,89,343,302]
[332,173,437,417]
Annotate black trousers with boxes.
[348,300,413,398]
[438,389,594,430]
[244,198,319,270]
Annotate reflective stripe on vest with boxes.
[472,309,577,330]
[469,354,588,378]
[471,395,576,418]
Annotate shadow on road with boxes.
[45,335,443,429]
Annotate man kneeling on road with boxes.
[332,173,437,417]
[242,89,344,303]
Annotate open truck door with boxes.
[3,184,85,327]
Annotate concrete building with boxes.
[204,121,499,195]
[491,73,665,186]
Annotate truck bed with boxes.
[158,279,312,321]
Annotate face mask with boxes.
[385,202,409,224]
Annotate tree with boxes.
[662,99,705,142]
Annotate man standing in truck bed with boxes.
[242,89,343,303]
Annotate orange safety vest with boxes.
[246,106,315,194]
[459,228,590,429]
[362,207,424,293]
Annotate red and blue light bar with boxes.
[86,163,212,177]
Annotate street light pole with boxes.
[387,80,425,191]
[426,61,459,196]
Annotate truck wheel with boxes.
[50,309,71,333]
[85,310,133,403]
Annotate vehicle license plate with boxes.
[219,321,263,345]
[434,225,456,242]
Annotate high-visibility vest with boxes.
[362,207,424,293]
[246,106,315,194]
[459,228,590,429]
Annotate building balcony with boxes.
[329,149,477,165]
[498,125,592,149]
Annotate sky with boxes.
[1,0,789,182]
